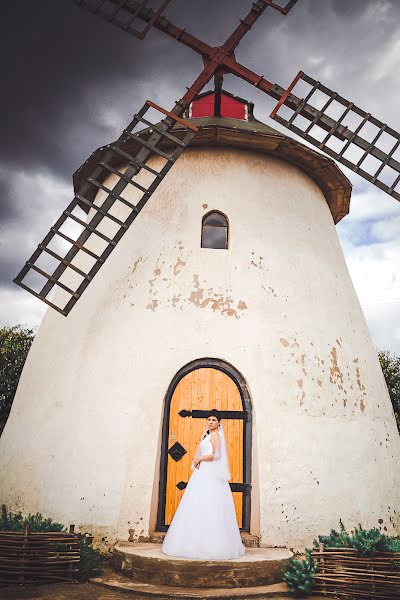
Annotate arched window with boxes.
[201,211,228,249]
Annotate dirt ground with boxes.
[0,582,150,600]
[0,583,331,600]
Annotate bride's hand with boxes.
[194,458,201,469]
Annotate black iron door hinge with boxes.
[178,409,248,421]
[176,481,252,494]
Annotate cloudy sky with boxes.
[0,0,399,352]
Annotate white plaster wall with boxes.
[0,147,399,551]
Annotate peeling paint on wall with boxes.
[330,347,344,385]
[188,274,248,319]
[147,299,158,311]
[3,147,400,554]
[189,274,204,306]
[173,257,186,276]
[172,294,181,308]
[130,257,142,274]
[278,335,371,416]
[250,253,264,270]
[144,243,189,312]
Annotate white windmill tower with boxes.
[1,1,399,589]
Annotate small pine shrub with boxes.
[283,548,318,597]
[313,520,400,556]
[77,537,102,582]
[387,537,400,552]
[313,518,351,549]
[351,524,390,556]
[1,504,65,532]
[0,504,24,531]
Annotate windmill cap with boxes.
[73,96,352,224]
[186,89,254,121]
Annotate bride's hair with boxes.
[202,409,222,438]
[206,408,221,421]
[202,408,221,440]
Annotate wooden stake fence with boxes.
[312,544,400,599]
[0,525,80,585]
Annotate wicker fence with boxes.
[311,545,400,599]
[0,525,80,585]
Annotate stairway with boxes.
[90,541,294,599]
[147,530,261,548]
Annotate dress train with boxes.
[161,432,245,560]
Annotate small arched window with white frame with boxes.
[201,211,228,250]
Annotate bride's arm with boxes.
[195,432,220,465]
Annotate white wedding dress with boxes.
[161,426,245,560]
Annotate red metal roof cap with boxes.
[188,89,253,121]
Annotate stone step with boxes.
[91,567,293,598]
[147,530,260,548]
[111,542,293,588]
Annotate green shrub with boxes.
[312,518,351,549]
[1,504,64,532]
[386,537,400,552]
[284,521,400,596]
[77,536,103,582]
[283,548,318,597]
[351,524,392,555]
[313,520,400,556]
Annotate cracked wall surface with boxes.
[0,147,399,552]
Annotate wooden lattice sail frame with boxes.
[14,0,400,314]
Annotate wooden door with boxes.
[164,367,244,528]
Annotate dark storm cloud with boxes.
[0,254,18,288]
[1,0,398,179]
[1,1,168,178]
[0,177,15,221]
[0,0,399,303]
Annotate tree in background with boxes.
[0,326,34,435]
[378,350,400,433]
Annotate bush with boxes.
[0,504,64,532]
[283,521,400,596]
[312,518,351,549]
[283,549,318,597]
[77,536,103,582]
[313,520,400,556]
[0,504,103,581]
[351,524,396,555]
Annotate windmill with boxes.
[14,0,400,315]
[2,0,400,562]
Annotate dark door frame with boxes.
[156,357,253,532]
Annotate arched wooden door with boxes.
[157,360,252,532]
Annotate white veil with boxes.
[192,422,231,481]
[216,422,231,481]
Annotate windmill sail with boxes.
[74,0,173,39]
[14,101,197,316]
[259,0,300,15]
[270,71,400,202]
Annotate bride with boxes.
[161,409,245,560]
